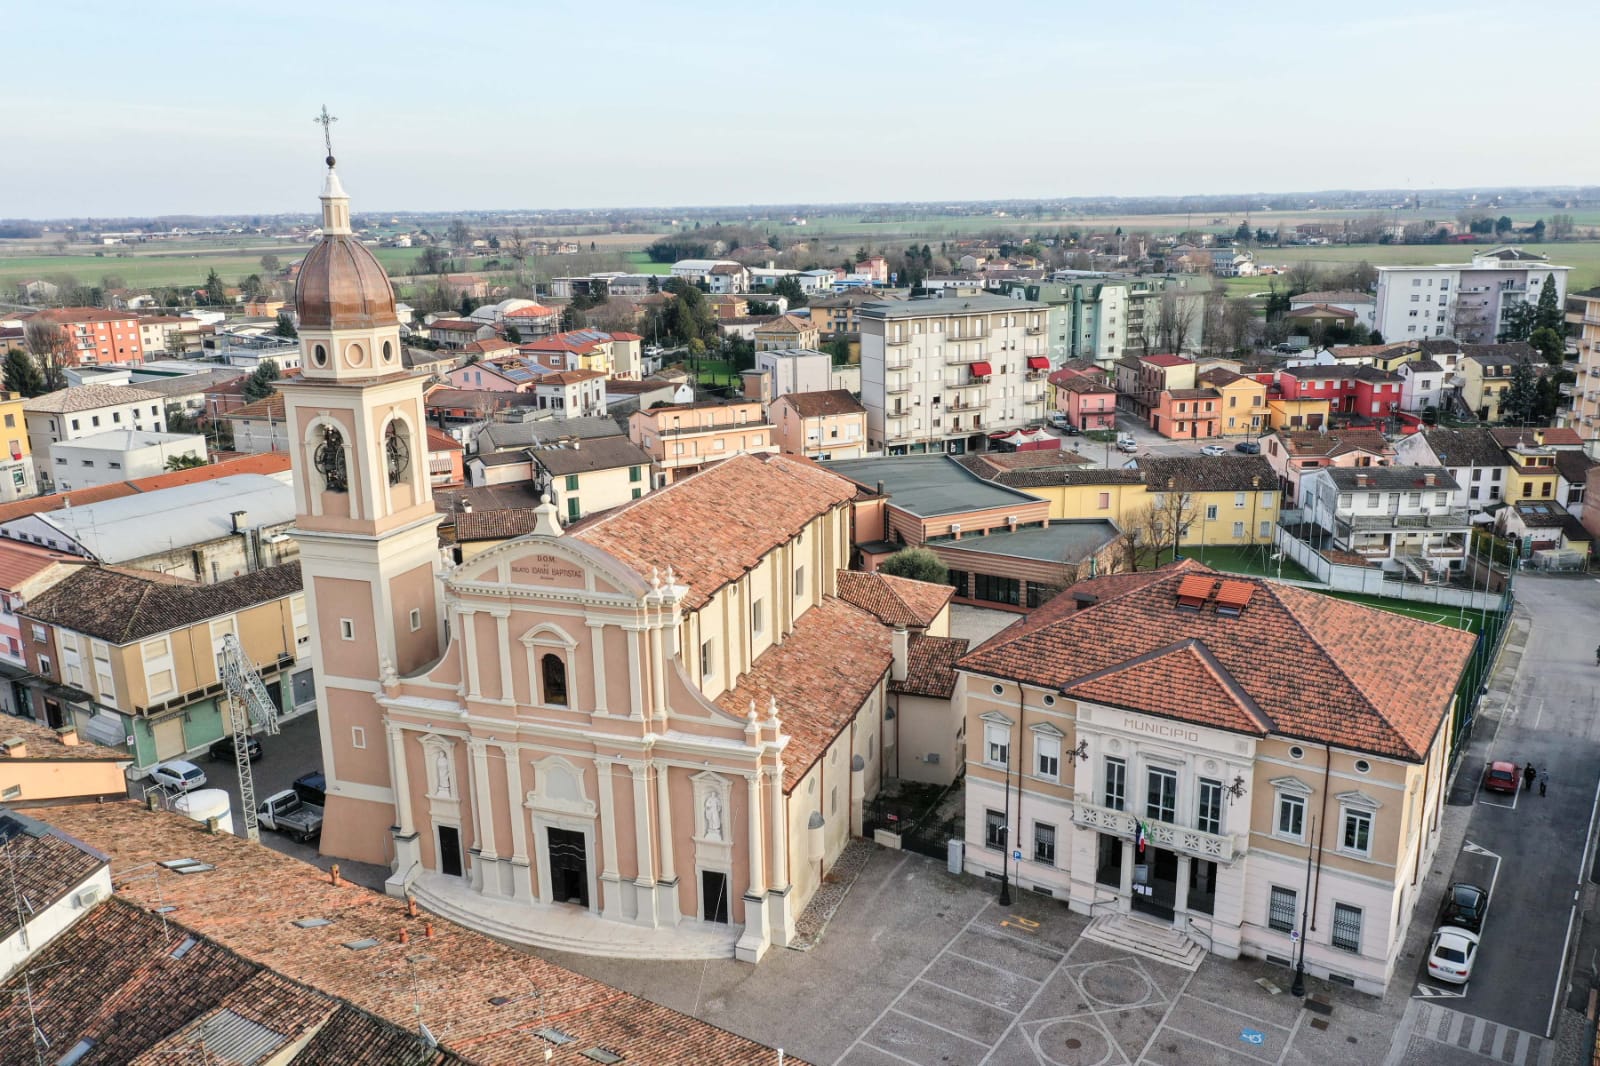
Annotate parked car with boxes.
[1273,342,1302,354]
[1199,444,1227,457]
[1426,926,1479,984]
[257,789,324,843]
[209,734,263,762]
[1234,440,1261,454]
[1047,412,1069,427]
[1116,440,1139,453]
[293,771,327,808]
[1440,882,1488,933]
[150,760,207,793]
[1061,422,1081,436]
[1483,760,1519,794]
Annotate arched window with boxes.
[313,425,347,493]
[384,420,411,486]
[541,653,567,706]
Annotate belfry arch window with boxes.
[540,653,568,707]
[313,425,348,493]
[385,420,411,486]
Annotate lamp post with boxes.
[1291,814,1317,997]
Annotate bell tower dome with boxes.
[282,136,445,868]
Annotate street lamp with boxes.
[1291,814,1317,997]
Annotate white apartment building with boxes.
[48,430,208,491]
[530,369,608,419]
[859,294,1051,454]
[1373,247,1570,344]
[21,385,167,487]
[1302,466,1469,575]
[1566,286,1600,437]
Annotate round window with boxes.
[1355,759,1371,774]
[346,342,367,367]
[1289,746,1305,760]
[1042,694,1056,707]
[992,684,1004,696]
[382,340,394,362]
[312,344,328,367]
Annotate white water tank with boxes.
[172,788,235,837]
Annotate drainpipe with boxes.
[1414,734,1434,887]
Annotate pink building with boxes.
[286,159,925,962]
[1054,375,1117,432]
[445,359,536,392]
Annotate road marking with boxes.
[1462,840,1495,855]
[1549,906,1576,1038]
[885,1007,990,1049]
[1531,697,1545,730]
[945,951,1042,982]
[1000,914,1039,933]
[1413,983,1466,999]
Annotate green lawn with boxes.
[1316,590,1492,635]
[624,252,672,274]
[1161,545,1320,583]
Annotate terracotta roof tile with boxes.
[0,713,128,763]
[573,454,856,611]
[224,392,286,421]
[893,634,969,698]
[715,598,891,792]
[1138,455,1275,493]
[836,570,952,629]
[959,565,1475,760]
[20,802,801,1066]
[0,812,107,941]
[23,563,301,644]
[776,390,865,418]
[454,507,543,543]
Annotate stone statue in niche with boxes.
[703,792,723,840]
[435,750,453,798]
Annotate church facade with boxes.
[285,160,901,960]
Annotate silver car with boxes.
[150,759,208,793]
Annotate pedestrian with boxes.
[1524,762,1537,791]
[1540,770,1549,797]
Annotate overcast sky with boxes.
[9,0,1598,218]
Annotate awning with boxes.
[970,362,993,376]
[1027,356,1049,370]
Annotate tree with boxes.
[274,316,297,339]
[1549,214,1576,242]
[23,322,71,391]
[747,300,778,316]
[243,359,281,402]
[878,548,948,585]
[1499,362,1538,425]
[1136,489,1198,562]
[824,336,853,366]
[204,269,227,307]
[506,228,529,286]
[772,275,807,308]
[1534,279,1563,335]
[504,325,522,344]
[1233,222,1251,244]
[2,349,45,397]
[447,219,471,248]
[561,305,586,332]
[1499,301,1536,343]
[239,273,265,300]
[1529,219,1546,243]
[1530,326,1564,366]
[1284,262,1320,296]
[417,246,449,275]
[259,253,281,274]
[164,454,208,471]
[1495,216,1514,238]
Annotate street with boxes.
[1387,573,1600,1064]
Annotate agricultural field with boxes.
[1254,240,1600,290]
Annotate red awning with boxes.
[1026,356,1049,370]
[970,361,993,376]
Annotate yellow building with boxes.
[1198,369,1268,437]
[1491,430,1558,501]
[0,391,34,500]
[0,715,130,802]
[1139,455,1279,546]
[753,314,820,352]
[1267,396,1331,431]
[19,563,310,770]
[628,399,776,485]
[1460,343,1539,423]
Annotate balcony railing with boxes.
[885,354,910,370]
[887,335,910,346]
[1072,796,1239,864]
[946,399,984,412]
[1337,508,1470,531]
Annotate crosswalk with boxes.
[1394,1002,1552,1066]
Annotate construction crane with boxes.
[218,633,281,843]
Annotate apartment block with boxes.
[1374,247,1570,343]
[859,294,1050,455]
[1565,286,1600,437]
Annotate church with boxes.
[285,156,930,960]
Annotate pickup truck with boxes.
[257,789,324,843]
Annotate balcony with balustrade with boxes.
[1072,796,1240,865]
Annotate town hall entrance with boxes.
[1131,846,1178,921]
[547,828,589,907]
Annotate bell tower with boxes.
[283,131,444,865]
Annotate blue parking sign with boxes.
[1240,1028,1265,1045]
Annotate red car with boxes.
[1483,761,1519,794]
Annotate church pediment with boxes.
[451,535,650,601]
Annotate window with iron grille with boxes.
[985,809,1006,851]
[1034,822,1056,865]
[1332,903,1363,953]
[1268,886,1297,933]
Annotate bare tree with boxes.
[24,322,72,391]
[506,228,529,288]
[1223,299,1257,354]
[1154,290,1196,355]
[1284,261,1321,296]
[1138,487,1198,562]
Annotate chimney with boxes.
[1423,472,1436,486]
[56,726,79,747]
[891,627,909,682]
[1355,473,1370,487]
[0,737,25,758]
[230,510,248,533]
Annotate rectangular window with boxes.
[1033,822,1056,865]
[1232,521,1245,538]
[629,465,642,483]
[1104,757,1126,810]
[1097,492,1110,510]
[351,726,367,749]
[1269,886,1297,933]
[409,608,422,632]
[972,573,1020,606]
[565,474,579,491]
[985,809,1006,851]
[566,497,580,522]
[1035,735,1060,781]
[1342,809,1372,856]
[700,638,715,679]
[1331,903,1363,953]
[751,598,765,636]
[1204,504,1218,520]
[794,565,805,597]
[1277,794,1306,839]
[984,722,1010,768]
[1234,492,1246,508]
[339,619,355,641]
[1146,767,1177,823]
[1197,778,1222,835]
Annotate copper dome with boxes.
[294,234,397,329]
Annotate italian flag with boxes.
[1135,820,1147,855]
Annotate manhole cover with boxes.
[1065,1039,1081,1049]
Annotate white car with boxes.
[1426,926,1479,984]
[1199,444,1228,457]
[150,759,207,793]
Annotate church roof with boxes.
[293,166,397,330]
[572,453,856,611]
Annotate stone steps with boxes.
[409,876,739,961]
[1083,913,1206,972]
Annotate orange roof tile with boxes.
[572,453,856,611]
[715,598,892,791]
[959,565,1476,760]
[893,634,970,699]
[836,569,952,629]
[223,392,285,420]
[22,802,802,1066]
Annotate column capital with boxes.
[487,606,511,620]
[627,761,651,781]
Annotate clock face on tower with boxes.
[314,425,348,493]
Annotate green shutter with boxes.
[629,466,641,483]
[567,497,581,521]
[565,474,580,491]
